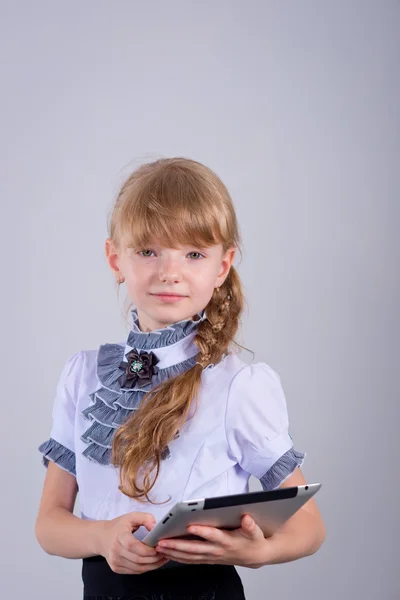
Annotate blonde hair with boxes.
[109,157,247,502]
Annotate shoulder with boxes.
[207,353,283,398]
[223,354,283,395]
[224,356,289,434]
[58,348,95,381]
[57,341,123,397]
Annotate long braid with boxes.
[195,267,243,369]
[112,265,245,503]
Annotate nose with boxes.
[158,256,183,284]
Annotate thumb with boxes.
[240,514,264,540]
[126,512,156,533]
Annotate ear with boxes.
[215,247,236,288]
[105,238,123,279]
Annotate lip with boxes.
[151,293,187,297]
[151,293,187,303]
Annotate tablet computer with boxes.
[142,483,321,547]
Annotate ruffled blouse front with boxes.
[39,308,208,472]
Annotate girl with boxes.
[36,157,326,600]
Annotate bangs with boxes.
[116,167,233,250]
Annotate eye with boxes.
[188,252,205,260]
[138,249,155,257]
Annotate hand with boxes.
[156,514,268,569]
[99,512,170,574]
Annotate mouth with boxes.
[150,292,186,298]
[151,293,187,297]
[150,292,188,301]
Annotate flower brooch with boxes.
[118,349,159,389]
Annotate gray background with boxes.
[2,1,399,598]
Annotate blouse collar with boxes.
[117,307,208,382]
[127,307,208,351]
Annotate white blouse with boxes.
[39,309,305,542]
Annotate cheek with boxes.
[126,262,151,285]
[190,274,217,298]
[124,273,148,301]
[191,264,219,287]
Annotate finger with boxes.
[242,515,254,530]
[185,525,230,546]
[114,555,169,573]
[121,534,159,557]
[157,539,220,555]
[122,550,167,565]
[157,549,212,564]
[144,518,157,532]
[126,512,156,532]
[120,537,165,562]
[240,514,264,540]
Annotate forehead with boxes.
[148,240,217,251]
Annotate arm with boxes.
[155,467,326,568]
[35,461,106,559]
[35,461,168,574]
[258,468,326,565]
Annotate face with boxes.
[105,238,236,331]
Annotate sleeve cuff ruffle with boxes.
[260,446,305,491]
[38,437,76,476]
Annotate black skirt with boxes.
[82,555,246,600]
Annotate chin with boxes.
[150,306,197,323]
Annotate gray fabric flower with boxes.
[118,349,159,389]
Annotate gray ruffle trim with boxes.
[260,447,305,491]
[38,438,76,476]
[127,307,207,350]
[81,345,199,466]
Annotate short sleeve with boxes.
[225,362,305,490]
[38,351,84,477]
